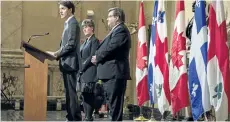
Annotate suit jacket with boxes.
[80,34,99,83]
[57,16,81,72]
[95,23,131,80]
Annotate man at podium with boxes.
[48,1,82,121]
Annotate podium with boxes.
[21,41,56,121]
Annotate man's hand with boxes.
[46,51,56,57]
[91,55,97,64]
[54,48,62,57]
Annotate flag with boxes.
[169,0,189,116]
[188,0,211,120]
[207,0,230,120]
[136,1,149,106]
[147,0,158,105]
[154,0,171,114]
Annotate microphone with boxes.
[27,32,49,43]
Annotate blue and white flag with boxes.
[147,0,158,105]
[188,0,211,120]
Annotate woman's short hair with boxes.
[81,19,95,29]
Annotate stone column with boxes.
[1,1,22,49]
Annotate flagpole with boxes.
[149,104,156,121]
[134,106,148,121]
[228,113,230,121]
[135,0,149,121]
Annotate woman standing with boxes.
[80,19,99,121]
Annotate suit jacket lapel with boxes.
[97,23,123,49]
[62,16,75,38]
[81,34,96,53]
[97,31,112,49]
[89,34,96,45]
[61,17,76,46]
[80,40,86,53]
[68,16,75,24]
[61,23,67,46]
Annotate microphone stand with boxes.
[27,32,49,43]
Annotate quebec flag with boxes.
[188,0,211,120]
[147,0,158,105]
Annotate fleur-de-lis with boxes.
[157,11,165,23]
[192,83,198,97]
[149,83,153,93]
[152,17,157,26]
[196,0,200,7]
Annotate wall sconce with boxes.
[125,22,138,35]
[87,10,94,19]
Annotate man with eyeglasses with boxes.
[91,7,131,121]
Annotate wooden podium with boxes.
[21,41,56,121]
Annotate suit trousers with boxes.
[102,79,127,121]
[81,92,95,121]
[62,72,82,121]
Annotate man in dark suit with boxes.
[79,19,99,121]
[91,7,131,121]
[53,1,82,121]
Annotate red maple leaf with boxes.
[154,31,171,104]
[171,29,186,70]
[208,6,230,112]
[136,41,147,70]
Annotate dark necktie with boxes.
[80,38,88,51]
[84,38,90,48]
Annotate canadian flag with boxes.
[169,0,189,116]
[207,0,230,121]
[136,1,149,106]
